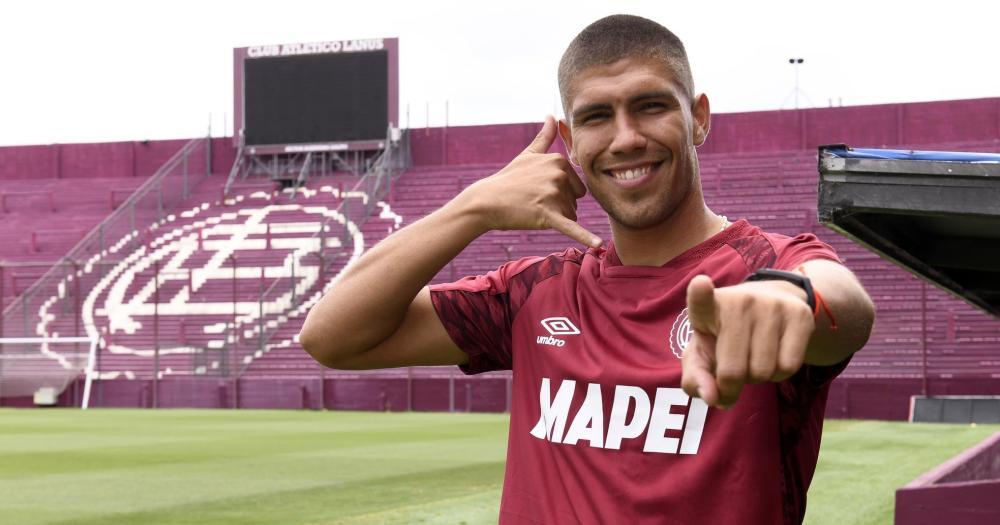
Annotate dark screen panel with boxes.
[244,51,388,145]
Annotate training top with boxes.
[429,220,847,525]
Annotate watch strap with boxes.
[744,268,816,312]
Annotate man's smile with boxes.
[600,160,665,188]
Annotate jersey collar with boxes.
[602,219,754,275]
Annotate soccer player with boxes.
[301,14,874,524]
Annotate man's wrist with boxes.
[763,280,809,305]
[445,190,494,238]
[744,268,816,312]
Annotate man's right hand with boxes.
[301,116,600,370]
[453,116,603,248]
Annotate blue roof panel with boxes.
[824,145,1000,163]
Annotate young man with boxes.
[301,14,874,524]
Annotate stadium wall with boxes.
[895,431,1000,524]
[3,97,995,177]
[7,375,995,419]
[409,97,1000,165]
[3,97,999,418]
[0,137,235,180]
[826,379,1000,421]
[3,376,512,413]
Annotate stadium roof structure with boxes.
[818,145,1000,317]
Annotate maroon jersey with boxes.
[430,220,846,524]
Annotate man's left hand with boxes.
[680,274,815,409]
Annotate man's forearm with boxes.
[300,116,596,368]
[800,259,875,366]
[299,198,486,365]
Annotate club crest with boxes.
[669,307,693,359]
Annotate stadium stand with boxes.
[1,98,999,417]
[0,178,139,261]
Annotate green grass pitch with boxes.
[0,409,995,524]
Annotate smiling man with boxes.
[300,14,874,524]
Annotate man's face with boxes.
[560,56,709,231]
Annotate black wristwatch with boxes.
[744,269,815,312]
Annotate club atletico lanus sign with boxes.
[233,38,399,154]
[246,39,386,58]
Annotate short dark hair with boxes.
[558,15,694,113]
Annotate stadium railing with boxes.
[0,137,212,387]
[234,128,410,375]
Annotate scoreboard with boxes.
[233,38,399,154]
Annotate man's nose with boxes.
[608,115,647,154]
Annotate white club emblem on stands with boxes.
[669,308,693,359]
[35,186,402,379]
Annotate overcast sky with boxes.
[2,0,997,146]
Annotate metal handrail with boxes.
[222,145,246,197]
[1,136,210,322]
[236,129,409,374]
[290,152,314,199]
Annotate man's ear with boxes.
[557,119,579,166]
[692,93,711,147]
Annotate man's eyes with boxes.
[578,112,609,125]
[578,103,670,124]
[637,101,668,112]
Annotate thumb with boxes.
[523,116,557,155]
[687,275,718,335]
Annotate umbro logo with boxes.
[537,317,580,347]
[541,317,580,335]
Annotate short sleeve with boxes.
[429,250,580,375]
[770,233,843,270]
[429,257,543,375]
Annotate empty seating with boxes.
[2,125,998,408]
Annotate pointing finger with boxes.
[682,333,719,406]
[687,275,718,336]
[547,212,602,249]
[523,116,557,155]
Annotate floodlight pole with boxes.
[789,58,805,110]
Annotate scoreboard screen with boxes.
[235,39,398,152]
